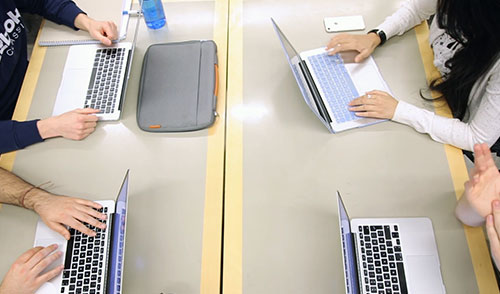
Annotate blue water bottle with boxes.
[142,0,166,29]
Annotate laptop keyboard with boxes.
[85,48,127,114]
[307,53,359,123]
[358,225,408,294]
[61,207,109,294]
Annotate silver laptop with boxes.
[337,192,445,294]
[34,170,130,294]
[271,18,391,133]
[52,11,142,121]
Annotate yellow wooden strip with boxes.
[222,0,243,292]
[200,0,229,293]
[414,21,499,293]
[0,21,46,172]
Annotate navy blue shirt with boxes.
[0,0,83,154]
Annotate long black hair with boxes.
[430,0,500,120]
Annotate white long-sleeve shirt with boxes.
[376,0,500,151]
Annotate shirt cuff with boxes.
[392,100,415,124]
[59,3,85,30]
[14,120,44,149]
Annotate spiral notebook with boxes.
[38,0,132,46]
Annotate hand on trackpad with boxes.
[34,239,66,276]
[406,255,445,293]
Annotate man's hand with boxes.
[348,90,399,119]
[0,245,63,294]
[24,189,107,240]
[326,33,381,63]
[74,13,118,46]
[486,201,500,270]
[456,143,500,226]
[37,108,99,141]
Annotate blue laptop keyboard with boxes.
[307,53,359,123]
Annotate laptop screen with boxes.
[270,18,313,107]
[337,192,360,294]
[108,170,130,294]
[270,18,333,130]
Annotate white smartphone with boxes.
[324,15,365,33]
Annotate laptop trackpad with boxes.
[406,255,445,293]
[33,238,66,294]
[53,68,89,116]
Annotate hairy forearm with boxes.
[0,168,33,207]
[0,168,50,210]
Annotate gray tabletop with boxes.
[222,0,497,293]
[0,1,225,293]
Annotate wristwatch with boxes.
[368,29,387,46]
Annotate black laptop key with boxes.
[384,226,391,239]
[396,262,408,294]
[87,66,98,92]
[64,236,74,269]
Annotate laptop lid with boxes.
[107,170,130,294]
[337,191,360,294]
[270,18,333,132]
[115,9,142,115]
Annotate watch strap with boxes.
[368,29,387,46]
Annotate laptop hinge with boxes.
[298,60,332,123]
[118,50,133,111]
[351,232,364,293]
[104,212,116,294]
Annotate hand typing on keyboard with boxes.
[326,33,382,63]
[348,90,398,119]
[22,188,107,240]
[36,108,100,141]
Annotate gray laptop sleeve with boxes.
[137,40,218,132]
